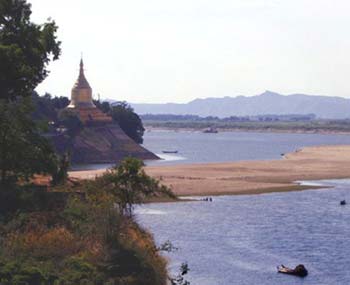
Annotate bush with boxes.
[0,159,173,285]
[0,261,48,285]
[96,158,176,216]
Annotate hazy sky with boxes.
[29,0,350,103]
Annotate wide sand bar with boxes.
[70,145,350,196]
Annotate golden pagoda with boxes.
[55,58,159,164]
[66,59,112,124]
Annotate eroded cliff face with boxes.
[53,123,159,164]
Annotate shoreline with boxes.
[145,126,350,135]
[145,145,350,196]
[69,145,350,197]
[180,185,327,197]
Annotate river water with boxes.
[71,130,350,170]
[136,179,350,285]
[72,130,350,283]
[143,130,350,165]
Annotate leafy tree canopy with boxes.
[94,101,145,144]
[0,0,61,186]
[0,98,58,185]
[94,100,110,114]
[96,158,175,216]
[111,102,145,144]
[95,101,145,144]
[31,92,69,122]
[58,109,83,137]
[0,0,61,101]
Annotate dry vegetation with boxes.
[0,159,175,285]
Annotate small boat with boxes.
[203,127,218,133]
[277,264,308,277]
[340,200,347,205]
[162,150,178,154]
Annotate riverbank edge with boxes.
[70,145,350,199]
[145,126,350,135]
[145,186,325,202]
[144,145,350,197]
[180,185,327,198]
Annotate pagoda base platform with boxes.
[53,123,159,164]
[66,106,113,124]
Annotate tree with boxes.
[0,98,58,185]
[94,100,111,114]
[31,92,69,122]
[0,0,61,186]
[97,158,175,216]
[110,102,145,144]
[0,0,61,101]
[58,109,83,138]
[94,100,145,144]
[51,152,70,186]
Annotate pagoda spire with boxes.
[73,56,91,89]
[79,55,85,76]
[67,56,94,108]
[65,56,113,123]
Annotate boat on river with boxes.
[277,264,308,277]
[162,150,178,154]
[203,127,218,133]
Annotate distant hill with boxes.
[121,91,350,119]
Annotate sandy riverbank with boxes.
[69,145,350,196]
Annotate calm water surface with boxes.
[144,130,350,165]
[71,130,350,170]
[136,179,350,285]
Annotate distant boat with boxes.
[277,264,308,277]
[203,127,218,133]
[162,150,178,154]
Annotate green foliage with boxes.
[58,109,84,137]
[61,198,91,233]
[61,257,97,283]
[95,101,145,144]
[110,102,145,144]
[0,174,172,285]
[0,257,99,284]
[0,0,61,186]
[0,1,169,284]
[94,101,145,144]
[0,99,58,185]
[0,186,42,217]
[98,157,175,216]
[0,261,48,285]
[31,92,69,122]
[51,153,70,186]
[94,100,111,114]
[0,0,61,101]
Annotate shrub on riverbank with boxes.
[0,159,174,285]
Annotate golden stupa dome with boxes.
[67,59,96,108]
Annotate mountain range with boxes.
[124,91,350,119]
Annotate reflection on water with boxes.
[136,179,350,285]
[70,153,186,171]
[148,153,186,163]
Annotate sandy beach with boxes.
[69,145,350,196]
